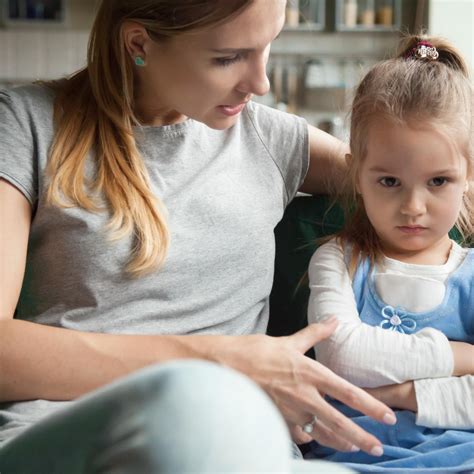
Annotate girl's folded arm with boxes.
[366,375,474,429]
[414,375,474,429]
[308,239,454,387]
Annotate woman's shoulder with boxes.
[1,83,57,144]
[1,82,56,116]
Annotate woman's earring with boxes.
[134,56,146,67]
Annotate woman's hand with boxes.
[212,318,397,457]
[365,381,418,412]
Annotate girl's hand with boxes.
[213,318,397,457]
[365,381,418,412]
[450,341,474,376]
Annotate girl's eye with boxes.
[428,177,447,187]
[379,177,400,187]
[215,55,242,67]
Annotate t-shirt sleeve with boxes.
[0,89,37,205]
[245,101,308,205]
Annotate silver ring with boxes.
[302,415,318,434]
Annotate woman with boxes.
[0,1,396,472]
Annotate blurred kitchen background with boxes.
[0,0,472,140]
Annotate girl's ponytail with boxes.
[397,34,470,77]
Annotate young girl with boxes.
[0,0,395,471]
[307,35,474,472]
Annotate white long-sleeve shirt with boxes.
[308,239,474,429]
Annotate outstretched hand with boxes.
[216,318,396,456]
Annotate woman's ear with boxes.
[121,21,150,63]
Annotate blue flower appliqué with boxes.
[379,305,417,333]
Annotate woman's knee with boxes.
[92,360,292,473]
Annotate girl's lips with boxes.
[217,103,246,116]
[397,226,427,234]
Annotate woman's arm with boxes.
[308,240,458,387]
[299,125,349,194]
[367,376,474,429]
[0,179,395,456]
[0,318,396,455]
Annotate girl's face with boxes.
[132,0,286,128]
[357,119,469,264]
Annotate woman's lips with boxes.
[397,226,427,234]
[217,103,246,116]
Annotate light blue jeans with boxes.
[0,360,353,473]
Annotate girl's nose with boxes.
[400,190,426,217]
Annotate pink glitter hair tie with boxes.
[404,41,439,61]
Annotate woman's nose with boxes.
[251,61,271,96]
[237,55,270,97]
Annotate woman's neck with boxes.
[134,105,187,127]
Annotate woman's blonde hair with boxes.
[44,0,252,277]
[337,34,474,274]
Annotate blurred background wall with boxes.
[0,0,472,139]
[429,0,473,72]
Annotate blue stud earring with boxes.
[134,56,146,67]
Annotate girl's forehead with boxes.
[363,120,468,173]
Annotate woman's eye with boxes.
[379,177,400,187]
[428,177,447,187]
[215,55,241,67]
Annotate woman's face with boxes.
[133,0,286,128]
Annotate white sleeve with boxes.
[414,375,474,429]
[308,240,454,388]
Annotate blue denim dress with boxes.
[308,249,474,473]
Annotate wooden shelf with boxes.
[285,0,326,31]
[335,0,402,32]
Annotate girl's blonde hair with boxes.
[337,34,474,274]
[44,0,252,277]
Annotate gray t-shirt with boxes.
[0,84,308,443]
